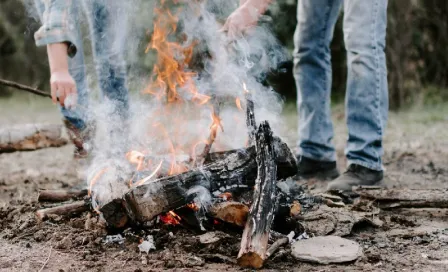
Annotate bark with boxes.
[35,201,90,221]
[38,189,87,202]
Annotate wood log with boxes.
[355,187,448,209]
[38,189,87,202]
[237,121,278,269]
[35,201,90,221]
[209,201,249,227]
[245,90,256,146]
[120,133,296,225]
[0,124,68,153]
[266,237,289,258]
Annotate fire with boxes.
[88,167,108,198]
[160,210,181,225]
[218,192,233,201]
[235,97,243,111]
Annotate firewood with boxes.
[38,189,87,202]
[120,135,297,225]
[245,89,256,146]
[237,121,278,269]
[209,201,249,227]
[266,237,289,258]
[35,201,90,221]
[355,187,448,209]
[0,124,68,153]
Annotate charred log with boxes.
[237,121,278,269]
[119,133,296,225]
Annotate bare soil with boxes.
[1,96,448,271]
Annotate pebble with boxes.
[291,236,363,264]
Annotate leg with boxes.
[293,0,343,162]
[343,0,388,171]
[327,0,388,191]
[82,0,130,153]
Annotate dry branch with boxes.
[36,201,90,221]
[266,237,289,258]
[0,124,68,153]
[0,78,51,98]
[237,121,278,269]
[355,187,448,209]
[38,189,87,202]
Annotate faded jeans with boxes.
[293,0,389,171]
[35,0,129,131]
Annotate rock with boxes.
[56,237,73,249]
[291,236,362,264]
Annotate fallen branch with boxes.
[238,121,278,269]
[355,187,448,209]
[0,78,51,98]
[38,189,87,202]
[36,201,90,221]
[0,124,68,153]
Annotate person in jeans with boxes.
[224,0,389,191]
[34,0,129,158]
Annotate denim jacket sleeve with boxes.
[34,0,78,57]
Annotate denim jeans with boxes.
[293,0,388,171]
[35,0,129,131]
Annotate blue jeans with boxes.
[293,0,388,171]
[36,0,129,131]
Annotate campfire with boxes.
[35,1,305,269]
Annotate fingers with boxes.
[57,86,67,107]
[50,81,58,104]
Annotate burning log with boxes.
[244,84,256,146]
[355,187,448,209]
[0,124,68,153]
[38,189,87,202]
[237,121,278,269]
[117,132,296,225]
[35,201,90,221]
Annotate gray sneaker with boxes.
[327,164,383,191]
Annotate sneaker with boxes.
[295,156,340,180]
[327,164,383,191]
[63,119,94,159]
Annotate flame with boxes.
[235,97,243,111]
[88,167,108,197]
[160,210,181,225]
[126,151,145,171]
[134,160,164,186]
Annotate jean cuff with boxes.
[347,160,384,171]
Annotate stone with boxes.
[291,236,362,264]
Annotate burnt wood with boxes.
[237,121,279,269]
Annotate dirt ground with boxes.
[1,95,448,271]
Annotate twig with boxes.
[0,78,51,98]
[38,247,52,272]
[266,237,289,258]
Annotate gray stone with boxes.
[291,236,363,264]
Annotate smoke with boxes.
[25,0,289,209]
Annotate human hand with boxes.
[50,70,77,108]
[221,0,272,39]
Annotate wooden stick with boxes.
[355,187,448,209]
[266,237,289,258]
[237,121,278,269]
[38,189,87,202]
[38,247,52,272]
[0,78,51,98]
[35,201,90,221]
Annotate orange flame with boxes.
[235,97,243,111]
[134,160,164,187]
[160,210,181,225]
[88,167,108,197]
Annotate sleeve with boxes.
[34,0,78,58]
